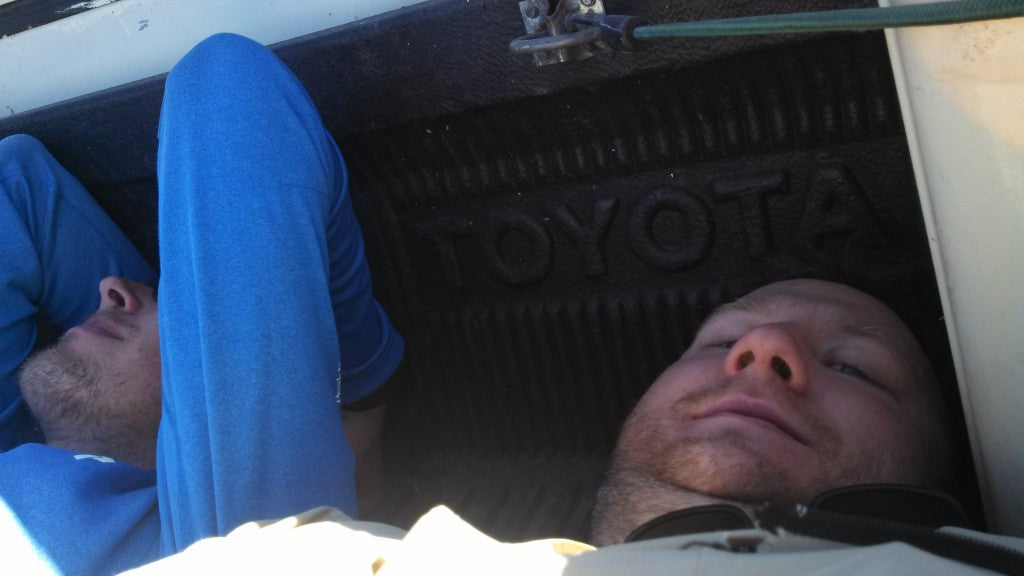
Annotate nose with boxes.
[98,276,149,314]
[724,323,809,394]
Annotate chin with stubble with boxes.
[18,337,161,470]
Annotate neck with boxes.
[590,465,753,546]
[44,428,156,470]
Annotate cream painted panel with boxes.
[884,0,1024,535]
[0,0,414,115]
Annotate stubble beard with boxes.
[18,334,157,455]
[618,380,846,502]
[590,460,745,546]
[591,379,893,544]
[19,340,107,440]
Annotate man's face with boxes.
[612,279,950,506]
[19,276,162,451]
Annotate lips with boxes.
[79,316,125,341]
[695,397,808,446]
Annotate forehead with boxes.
[713,279,886,321]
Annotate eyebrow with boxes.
[840,319,919,374]
[841,319,884,339]
[698,296,912,373]
[701,296,888,345]
[699,294,770,331]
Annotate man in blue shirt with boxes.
[0,33,403,574]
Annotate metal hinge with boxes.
[509,0,644,66]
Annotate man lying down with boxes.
[3,33,1022,575]
[128,278,1023,575]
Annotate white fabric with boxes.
[124,505,1021,575]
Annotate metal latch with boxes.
[509,0,644,66]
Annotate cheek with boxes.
[824,390,896,440]
[645,356,720,402]
[124,325,162,391]
[149,334,162,377]
[626,368,696,428]
[136,337,163,406]
[820,389,928,474]
[615,358,719,452]
[140,319,161,374]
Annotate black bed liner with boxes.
[1,0,957,541]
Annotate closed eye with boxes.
[706,340,736,350]
[827,362,860,377]
[829,363,886,391]
[830,363,865,378]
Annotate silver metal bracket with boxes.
[511,0,612,66]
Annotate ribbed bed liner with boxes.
[374,454,607,541]
[1,0,956,543]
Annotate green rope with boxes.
[633,0,1024,39]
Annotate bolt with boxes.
[580,0,595,6]
[525,4,541,19]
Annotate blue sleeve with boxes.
[0,134,155,451]
[154,34,403,554]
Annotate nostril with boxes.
[108,289,126,308]
[736,350,755,370]
[771,356,792,380]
